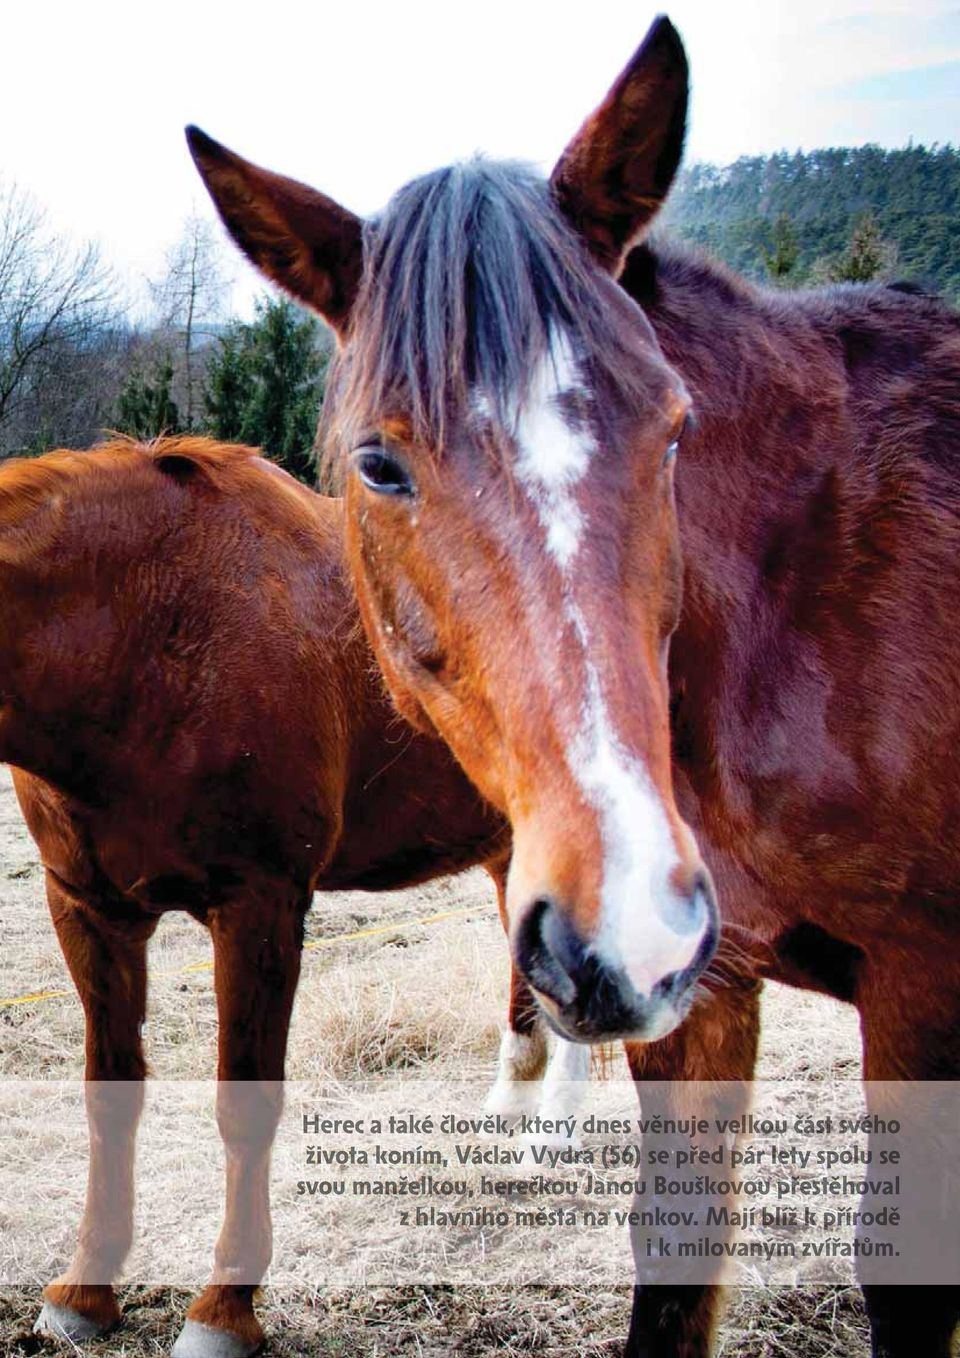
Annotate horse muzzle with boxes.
[513,888,718,1043]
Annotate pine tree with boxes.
[240,298,326,481]
[833,213,896,283]
[201,296,328,483]
[112,356,180,439]
[762,213,799,284]
[809,213,898,286]
[203,325,254,443]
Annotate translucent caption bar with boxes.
[0,1079,956,1287]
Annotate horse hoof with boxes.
[483,1079,543,1124]
[34,1301,111,1342]
[171,1319,262,1358]
[520,1130,581,1155]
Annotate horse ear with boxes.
[550,15,688,275]
[185,126,364,335]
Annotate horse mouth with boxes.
[534,987,691,1044]
[516,901,718,1044]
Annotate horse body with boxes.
[641,249,960,1052]
[1,438,525,1355]
[188,14,960,1355]
[1,440,504,909]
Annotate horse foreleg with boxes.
[35,870,156,1343]
[623,980,762,1358]
[536,1036,591,1131]
[484,861,548,1118]
[172,889,306,1358]
[484,860,591,1131]
[858,978,960,1358]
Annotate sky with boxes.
[3,1,959,315]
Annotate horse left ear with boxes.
[186,126,364,336]
[550,15,688,275]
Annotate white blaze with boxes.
[506,333,703,997]
[571,658,701,996]
[512,334,592,569]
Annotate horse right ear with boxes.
[550,16,688,276]
[186,127,364,336]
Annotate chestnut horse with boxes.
[190,13,960,1358]
[2,436,583,1354]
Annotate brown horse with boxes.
[190,13,960,1358]
[0,436,565,1354]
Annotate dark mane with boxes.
[627,237,959,326]
[325,159,654,454]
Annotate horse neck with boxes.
[636,248,856,642]
[625,246,879,847]
[638,249,858,524]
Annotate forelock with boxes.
[322,158,658,461]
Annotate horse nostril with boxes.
[692,868,713,899]
[651,969,681,1001]
[539,900,586,977]
[688,872,711,924]
[667,867,713,935]
[515,897,578,1007]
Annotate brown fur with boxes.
[187,15,960,1357]
[2,437,507,1347]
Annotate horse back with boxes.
[0,439,361,906]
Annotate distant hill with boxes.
[661,144,960,301]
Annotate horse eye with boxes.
[352,445,416,497]
[663,439,679,469]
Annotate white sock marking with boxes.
[534,1038,591,1144]
[484,1028,547,1119]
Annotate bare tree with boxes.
[149,213,232,427]
[0,178,119,456]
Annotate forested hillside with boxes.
[662,143,960,300]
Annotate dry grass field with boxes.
[0,765,882,1356]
